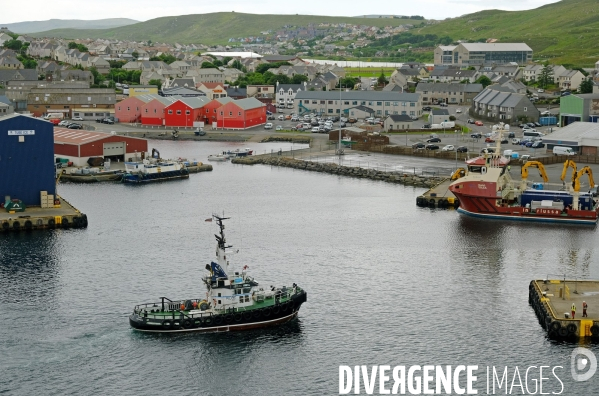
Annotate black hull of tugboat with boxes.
[129,291,307,333]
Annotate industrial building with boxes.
[53,128,148,166]
[434,43,533,66]
[559,93,599,127]
[542,122,599,155]
[216,97,266,129]
[0,114,56,206]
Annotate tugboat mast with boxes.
[213,214,232,251]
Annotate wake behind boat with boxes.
[129,214,307,333]
[449,124,599,225]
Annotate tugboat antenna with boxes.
[213,214,232,251]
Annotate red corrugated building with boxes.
[164,97,210,127]
[54,128,148,166]
[216,98,266,129]
[140,96,178,126]
[201,97,234,126]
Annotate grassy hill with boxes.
[28,12,423,45]
[1,18,139,33]
[416,0,599,66]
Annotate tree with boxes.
[131,51,139,60]
[4,39,23,51]
[148,79,163,90]
[538,63,553,89]
[89,67,104,85]
[291,74,308,84]
[267,75,291,85]
[68,42,88,53]
[475,75,492,88]
[579,79,594,94]
[231,59,243,70]
[201,61,216,69]
[377,70,387,86]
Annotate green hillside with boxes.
[29,12,422,45]
[416,0,599,66]
[1,18,139,33]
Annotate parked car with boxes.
[264,123,273,129]
[512,138,521,145]
[311,127,320,133]
[525,141,535,147]
[422,106,431,111]
[267,115,275,120]
[527,123,536,128]
[72,116,83,121]
[455,108,462,113]
[410,115,418,120]
[470,132,482,139]
[425,144,440,150]
[540,111,552,116]
[474,121,483,126]
[58,120,70,126]
[291,116,299,122]
[518,123,526,128]
[67,123,82,129]
[534,122,542,127]
[276,125,283,131]
[501,138,509,144]
[538,89,544,93]
[426,137,441,143]
[531,141,545,149]
[456,146,468,153]
[480,147,496,154]
[467,119,475,124]
[561,91,571,97]
[508,132,515,138]
[412,142,426,149]
[441,145,455,151]
[422,124,431,129]
[439,103,448,107]
[485,137,495,143]
[102,118,114,124]
[278,115,284,121]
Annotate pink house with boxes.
[141,96,178,126]
[115,95,158,123]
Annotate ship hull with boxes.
[122,169,189,183]
[130,291,307,333]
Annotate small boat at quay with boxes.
[223,148,253,158]
[129,214,307,333]
[122,159,189,183]
[208,154,229,162]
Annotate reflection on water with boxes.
[1,140,598,395]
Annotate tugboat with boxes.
[129,215,307,333]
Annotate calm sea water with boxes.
[1,141,598,395]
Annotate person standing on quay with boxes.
[583,301,588,318]
[571,303,576,319]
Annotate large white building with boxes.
[294,91,422,118]
[434,43,533,66]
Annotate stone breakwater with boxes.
[232,156,444,187]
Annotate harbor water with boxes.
[1,140,599,395]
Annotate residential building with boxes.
[471,87,539,123]
[0,95,14,115]
[247,85,275,98]
[275,82,307,107]
[522,64,543,82]
[434,43,533,66]
[383,114,413,131]
[187,68,224,84]
[415,83,483,105]
[196,82,227,99]
[0,55,23,69]
[216,97,266,129]
[430,109,450,125]
[557,70,585,91]
[294,91,422,118]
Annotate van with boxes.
[553,146,575,156]
[503,149,513,157]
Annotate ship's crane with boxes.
[450,168,466,180]
[520,161,549,191]
[560,159,577,190]
[573,166,595,193]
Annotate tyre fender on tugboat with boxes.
[162,320,174,329]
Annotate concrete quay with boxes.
[529,279,599,340]
[1,196,88,232]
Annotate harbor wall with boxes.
[231,157,444,188]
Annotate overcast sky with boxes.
[2,0,561,24]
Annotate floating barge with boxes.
[529,279,599,340]
[0,196,88,232]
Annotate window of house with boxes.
[384,110,389,115]
[185,110,190,115]
[229,111,232,116]
[328,109,333,113]
[401,111,407,115]
[63,106,69,109]
[176,110,181,115]
[145,109,148,113]
[523,107,527,111]
[392,102,398,106]
[344,101,349,105]
[368,101,373,106]
[238,112,241,116]
[361,101,366,105]
[410,111,414,116]
[168,110,173,114]
[393,111,398,115]
[328,101,333,104]
[320,100,325,104]
[154,109,157,113]
[377,102,382,106]
[352,101,357,105]
[127,107,130,111]
[385,102,390,106]
[312,100,317,104]
[410,103,415,107]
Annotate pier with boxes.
[415,178,458,209]
[1,196,88,232]
[529,279,599,340]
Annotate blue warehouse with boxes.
[0,114,56,206]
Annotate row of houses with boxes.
[114,94,266,129]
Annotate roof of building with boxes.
[459,43,532,52]
[350,105,374,113]
[162,86,206,96]
[295,91,420,102]
[386,114,413,122]
[473,88,529,108]
[542,122,599,147]
[170,96,210,109]
[431,109,449,115]
[574,93,599,100]
[225,87,247,97]
[53,127,147,145]
[204,52,262,59]
[227,97,265,110]
[0,95,11,106]
[198,82,224,89]
[415,82,483,93]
